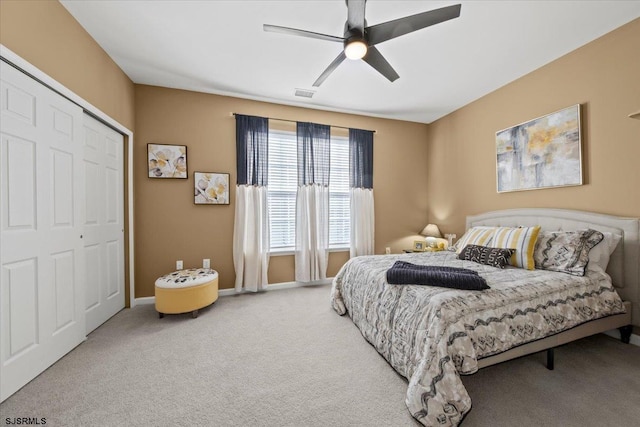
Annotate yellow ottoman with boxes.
[155,268,219,318]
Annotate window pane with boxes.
[329,136,350,247]
[267,130,351,250]
[268,131,297,249]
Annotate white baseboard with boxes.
[218,278,332,296]
[134,278,332,306]
[604,329,640,347]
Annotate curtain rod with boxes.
[231,112,376,133]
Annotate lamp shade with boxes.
[420,224,442,238]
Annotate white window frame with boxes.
[267,129,350,255]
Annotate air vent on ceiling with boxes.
[294,88,315,98]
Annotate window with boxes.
[267,131,297,250]
[328,136,350,248]
[267,130,350,252]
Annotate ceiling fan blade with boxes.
[263,24,344,43]
[362,46,399,82]
[313,51,347,87]
[366,4,462,46]
[347,0,367,32]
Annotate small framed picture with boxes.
[148,143,187,178]
[194,172,230,205]
[413,240,425,252]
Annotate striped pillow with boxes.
[490,226,541,270]
[454,226,497,254]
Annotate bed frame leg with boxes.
[619,325,632,344]
[546,348,554,370]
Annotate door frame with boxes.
[1,44,137,308]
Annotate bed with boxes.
[330,208,638,426]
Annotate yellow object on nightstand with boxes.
[155,268,218,318]
[425,240,448,251]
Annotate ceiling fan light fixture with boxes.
[264,3,462,86]
[344,39,368,60]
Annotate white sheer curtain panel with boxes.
[233,114,270,292]
[295,184,329,282]
[233,186,269,292]
[349,128,375,257]
[349,187,374,258]
[295,122,331,282]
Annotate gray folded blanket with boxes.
[386,261,489,290]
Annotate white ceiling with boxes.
[60,1,640,124]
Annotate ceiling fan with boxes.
[264,0,462,87]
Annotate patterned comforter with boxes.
[330,251,625,426]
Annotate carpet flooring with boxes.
[1,283,639,426]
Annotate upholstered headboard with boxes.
[466,208,640,325]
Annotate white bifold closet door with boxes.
[82,115,124,334]
[0,61,125,402]
[0,61,86,401]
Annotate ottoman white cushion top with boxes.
[155,268,218,289]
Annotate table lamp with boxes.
[421,224,442,248]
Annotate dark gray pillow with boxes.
[458,245,515,269]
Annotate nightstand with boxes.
[403,248,445,253]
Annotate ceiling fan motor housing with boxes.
[344,27,366,44]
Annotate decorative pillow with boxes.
[490,226,541,270]
[458,245,516,269]
[534,229,605,276]
[453,226,497,254]
[587,232,621,273]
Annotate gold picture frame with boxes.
[412,240,426,252]
[496,104,582,192]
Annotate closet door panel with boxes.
[82,115,124,334]
[2,259,38,359]
[1,62,85,402]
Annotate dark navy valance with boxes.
[236,114,269,186]
[349,128,374,189]
[297,122,331,186]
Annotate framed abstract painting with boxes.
[148,143,187,178]
[194,172,230,205]
[496,104,582,192]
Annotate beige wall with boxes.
[1,0,428,300]
[0,0,135,130]
[427,18,640,238]
[134,85,429,296]
[5,0,637,309]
